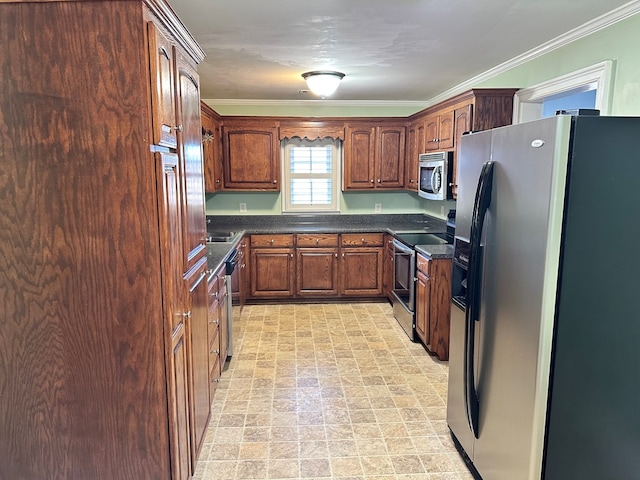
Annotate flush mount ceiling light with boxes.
[302,70,345,98]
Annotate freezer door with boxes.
[471,117,571,480]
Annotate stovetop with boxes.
[394,232,452,247]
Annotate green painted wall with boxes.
[206,190,455,218]
[205,12,640,218]
[476,12,640,115]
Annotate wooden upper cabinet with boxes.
[405,122,419,191]
[344,123,405,190]
[376,125,405,189]
[175,51,206,271]
[201,102,223,193]
[424,109,454,151]
[453,104,473,197]
[343,124,376,189]
[222,120,280,190]
[148,22,177,149]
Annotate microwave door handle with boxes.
[464,160,494,439]
[431,167,439,193]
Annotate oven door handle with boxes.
[392,239,413,255]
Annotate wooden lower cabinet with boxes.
[185,258,211,470]
[340,248,384,296]
[249,235,295,298]
[297,248,339,296]
[248,233,385,300]
[168,325,192,480]
[415,253,452,360]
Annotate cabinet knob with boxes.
[290,253,293,258]
[213,378,221,384]
[449,183,457,187]
[270,239,274,245]
[273,180,277,184]
[409,179,414,183]
[181,311,191,318]
[370,179,374,183]
[377,179,381,183]
[210,348,220,355]
[316,238,319,244]
[361,238,365,244]
[335,253,338,258]
[173,125,183,132]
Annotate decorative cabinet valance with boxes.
[279,125,345,141]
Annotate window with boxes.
[281,138,341,213]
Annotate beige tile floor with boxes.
[192,302,475,480]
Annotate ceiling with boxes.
[170,0,633,103]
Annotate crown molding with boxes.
[202,98,428,109]
[203,0,640,110]
[424,0,640,107]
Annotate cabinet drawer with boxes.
[416,253,431,275]
[208,325,220,373]
[341,233,384,247]
[296,233,339,247]
[251,234,294,248]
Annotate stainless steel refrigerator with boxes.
[447,113,640,480]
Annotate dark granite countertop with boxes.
[205,214,453,272]
[207,213,447,236]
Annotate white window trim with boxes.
[512,60,614,124]
[281,138,342,214]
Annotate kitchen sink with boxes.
[206,231,236,242]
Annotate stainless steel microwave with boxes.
[418,151,453,200]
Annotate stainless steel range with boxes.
[391,232,450,340]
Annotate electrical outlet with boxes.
[374,203,382,213]
[239,203,247,213]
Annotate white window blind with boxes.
[282,138,341,212]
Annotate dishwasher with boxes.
[224,248,239,357]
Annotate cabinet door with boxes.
[376,125,405,189]
[148,22,177,148]
[437,110,455,149]
[405,123,419,191]
[175,51,206,271]
[168,325,192,480]
[340,247,383,296]
[217,267,229,364]
[428,258,453,360]
[415,270,431,345]
[296,248,339,296]
[453,104,473,199]
[157,151,190,479]
[157,153,184,334]
[202,103,223,193]
[424,115,440,151]
[185,258,210,470]
[223,124,280,190]
[250,248,295,297]
[344,125,376,189]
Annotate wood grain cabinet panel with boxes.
[148,21,178,149]
[295,233,339,296]
[340,247,384,296]
[202,102,224,192]
[184,259,210,469]
[0,2,208,479]
[250,248,295,297]
[222,121,280,190]
[415,253,452,360]
[344,123,406,190]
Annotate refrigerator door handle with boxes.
[464,160,495,439]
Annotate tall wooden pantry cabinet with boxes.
[0,1,209,479]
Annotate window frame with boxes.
[281,137,342,214]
